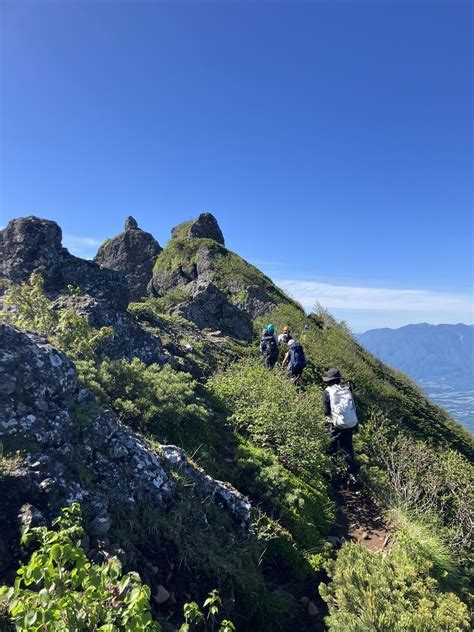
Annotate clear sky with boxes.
[1,0,472,332]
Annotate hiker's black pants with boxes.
[264,354,278,370]
[327,424,358,475]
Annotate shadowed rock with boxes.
[0,216,128,310]
[94,217,162,301]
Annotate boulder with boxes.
[171,212,225,245]
[0,216,128,310]
[94,217,162,301]
[175,282,253,341]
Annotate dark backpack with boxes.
[280,332,293,344]
[261,334,278,358]
[289,343,306,373]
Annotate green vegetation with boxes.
[2,252,473,631]
[152,236,300,316]
[179,589,235,632]
[77,357,212,449]
[0,504,159,631]
[153,237,223,276]
[209,359,330,482]
[2,272,113,361]
[320,541,470,631]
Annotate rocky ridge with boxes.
[0,323,251,576]
[149,212,293,340]
[0,216,167,365]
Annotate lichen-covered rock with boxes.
[161,446,251,528]
[0,324,251,572]
[94,218,162,301]
[171,212,225,245]
[0,216,128,310]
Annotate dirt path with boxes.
[332,483,393,553]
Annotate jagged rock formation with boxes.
[0,216,167,365]
[171,212,225,245]
[149,214,295,339]
[0,216,128,310]
[94,216,162,302]
[0,323,251,573]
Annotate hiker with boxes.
[322,368,359,477]
[282,339,306,386]
[278,325,293,345]
[260,324,279,369]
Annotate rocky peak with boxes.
[94,218,162,301]
[0,216,64,283]
[124,215,138,231]
[0,216,129,310]
[171,213,225,246]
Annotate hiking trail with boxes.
[332,482,393,553]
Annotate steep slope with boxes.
[149,212,299,340]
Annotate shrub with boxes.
[0,504,159,631]
[3,271,58,336]
[360,420,474,555]
[208,359,330,482]
[320,542,470,631]
[3,272,113,361]
[77,358,211,445]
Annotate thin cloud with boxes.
[63,235,103,260]
[277,279,473,314]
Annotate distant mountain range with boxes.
[356,323,474,430]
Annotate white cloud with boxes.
[63,235,103,260]
[277,279,474,314]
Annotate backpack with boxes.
[280,332,293,345]
[326,384,358,429]
[288,343,306,373]
[261,334,278,358]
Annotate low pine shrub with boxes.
[77,358,211,445]
[320,542,470,631]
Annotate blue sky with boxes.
[1,0,472,332]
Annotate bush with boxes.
[320,542,470,631]
[2,272,113,361]
[360,420,474,555]
[77,358,211,445]
[0,504,159,631]
[208,359,330,482]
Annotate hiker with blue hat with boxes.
[259,323,279,369]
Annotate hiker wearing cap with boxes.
[278,325,293,345]
[322,368,359,476]
[282,339,307,386]
[259,324,279,369]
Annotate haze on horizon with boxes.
[1,0,472,332]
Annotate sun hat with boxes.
[322,368,342,382]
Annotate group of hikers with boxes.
[259,324,359,480]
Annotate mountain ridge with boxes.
[1,213,472,631]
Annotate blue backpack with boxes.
[289,342,306,373]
